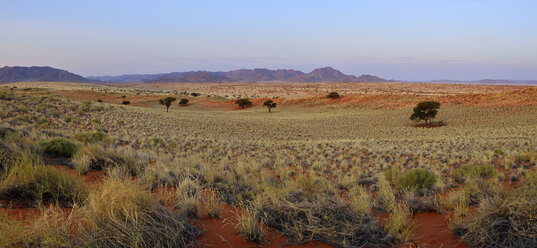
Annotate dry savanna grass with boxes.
[0,82,536,247]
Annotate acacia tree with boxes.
[235,98,252,109]
[159,97,177,112]
[263,100,277,113]
[410,101,440,127]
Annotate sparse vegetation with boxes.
[1,84,537,247]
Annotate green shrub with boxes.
[451,164,497,183]
[395,168,437,192]
[74,131,108,144]
[39,137,78,157]
[0,155,88,206]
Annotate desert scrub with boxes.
[460,192,537,247]
[255,189,395,247]
[81,177,200,247]
[395,168,437,194]
[0,153,88,206]
[451,164,497,183]
[73,131,109,144]
[39,137,78,157]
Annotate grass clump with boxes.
[451,164,497,183]
[39,137,78,157]
[82,177,200,247]
[236,209,267,243]
[385,202,414,243]
[456,171,537,247]
[255,189,395,247]
[72,144,148,176]
[395,168,437,193]
[0,153,88,206]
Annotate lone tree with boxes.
[235,98,252,109]
[179,98,189,106]
[327,92,340,98]
[263,100,277,113]
[410,101,440,127]
[159,97,177,112]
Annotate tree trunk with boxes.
[268,107,271,113]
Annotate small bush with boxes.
[179,98,189,105]
[122,100,130,105]
[395,168,437,192]
[235,98,252,109]
[451,164,497,184]
[39,137,78,157]
[327,92,340,98]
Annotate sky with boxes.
[1,0,536,81]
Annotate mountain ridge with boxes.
[0,66,92,83]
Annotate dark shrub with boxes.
[40,137,78,157]
[327,92,340,98]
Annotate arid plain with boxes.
[1,82,536,248]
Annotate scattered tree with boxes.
[191,92,200,97]
[97,99,103,103]
[327,92,340,98]
[122,101,130,105]
[410,101,441,127]
[179,98,189,106]
[159,97,177,112]
[235,98,252,109]
[263,100,277,113]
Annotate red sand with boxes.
[411,212,467,248]
[195,204,334,248]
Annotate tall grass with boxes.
[0,152,87,206]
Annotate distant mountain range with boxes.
[89,67,389,83]
[2,66,536,85]
[0,66,92,83]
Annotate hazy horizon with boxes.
[1,0,536,81]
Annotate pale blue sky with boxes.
[1,0,536,81]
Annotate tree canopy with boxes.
[410,101,440,126]
[263,100,277,112]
